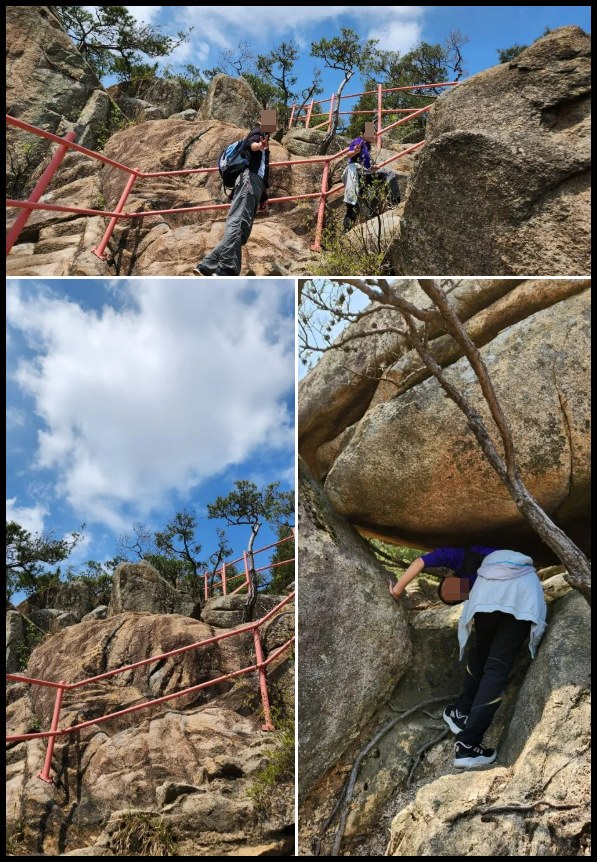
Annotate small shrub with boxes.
[6,819,27,856]
[248,715,295,814]
[16,619,46,670]
[313,180,399,276]
[109,811,178,857]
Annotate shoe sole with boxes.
[443,711,465,735]
[453,752,497,769]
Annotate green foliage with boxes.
[248,714,295,814]
[95,99,131,150]
[64,559,119,605]
[497,44,528,63]
[56,6,190,81]
[6,138,44,200]
[15,618,46,670]
[244,73,285,112]
[497,27,550,64]
[154,511,206,590]
[207,39,321,129]
[311,27,378,76]
[313,180,398,277]
[6,521,84,601]
[347,33,468,140]
[6,819,28,856]
[266,525,295,594]
[119,514,235,600]
[162,63,209,110]
[255,41,300,124]
[208,481,294,530]
[108,811,178,856]
[368,540,424,574]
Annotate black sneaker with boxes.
[193,263,216,276]
[453,741,497,769]
[443,704,468,734]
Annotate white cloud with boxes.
[170,5,425,55]
[6,407,26,430]
[7,280,294,532]
[124,6,165,26]
[6,498,48,535]
[367,19,423,53]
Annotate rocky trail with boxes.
[298,459,590,856]
[6,8,590,277]
[7,563,295,857]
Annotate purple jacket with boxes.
[348,136,372,169]
[421,546,498,586]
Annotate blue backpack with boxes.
[218,139,250,198]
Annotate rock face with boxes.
[397,27,591,275]
[298,458,412,801]
[6,610,25,674]
[6,7,413,279]
[202,594,284,628]
[26,612,237,724]
[7,115,320,276]
[6,6,109,195]
[107,78,186,121]
[386,591,591,856]
[200,74,262,128]
[299,281,591,560]
[53,579,102,618]
[110,561,201,618]
[7,605,294,856]
[26,608,79,634]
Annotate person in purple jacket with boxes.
[389,545,528,770]
[342,132,401,231]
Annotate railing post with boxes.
[305,99,314,129]
[377,83,383,149]
[310,159,330,253]
[288,104,296,129]
[92,168,138,260]
[37,681,65,783]
[6,131,77,256]
[222,562,227,596]
[252,628,275,731]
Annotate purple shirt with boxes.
[348,136,372,169]
[421,546,497,585]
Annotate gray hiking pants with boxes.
[200,169,264,275]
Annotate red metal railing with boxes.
[288,81,458,145]
[202,530,295,602]
[6,582,295,782]
[6,81,457,260]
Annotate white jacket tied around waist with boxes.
[458,550,547,659]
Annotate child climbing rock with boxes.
[390,547,547,769]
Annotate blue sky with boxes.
[115,5,590,108]
[6,278,295,599]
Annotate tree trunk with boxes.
[319,70,353,155]
[412,281,591,604]
[242,523,261,623]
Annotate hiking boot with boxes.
[193,263,216,276]
[215,267,239,276]
[443,704,468,734]
[453,741,497,769]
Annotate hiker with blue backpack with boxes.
[389,547,547,769]
[194,122,270,276]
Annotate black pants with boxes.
[456,611,531,746]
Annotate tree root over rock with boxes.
[313,694,456,856]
